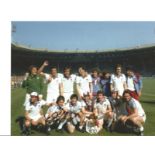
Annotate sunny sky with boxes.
[12,21,155,50]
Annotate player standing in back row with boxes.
[126,66,143,100]
[76,67,93,99]
[38,61,63,105]
[110,64,127,97]
[91,68,101,98]
[22,65,44,107]
[61,67,76,103]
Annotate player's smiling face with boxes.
[51,68,57,77]
[97,93,104,102]
[78,67,86,77]
[64,69,70,78]
[58,99,64,107]
[31,67,37,75]
[71,98,77,105]
[30,96,38,103]
[111,92,117,99]
[92,71,98,78]
[85,96,90,102]
[116,67,122,75]
[124,93,131,102]
[105,73,110,79]
[127,70,133,76]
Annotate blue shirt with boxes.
[92,77,101,95]
[100,78,111,97]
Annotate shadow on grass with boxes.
[140,100,155,105]
[15,116,25,132]
[15,116,136,136]
[15,116,48,136]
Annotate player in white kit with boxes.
[110,64,127,96]
[120,90,146,135]
[38,61,63,104]
[24,92,46,135]
[61,67,76,102]
[93,91,114,132]
[76,67,93,99]
[45,96,69,133]
[66,94,86,133]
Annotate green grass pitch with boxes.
[11,78,155,136]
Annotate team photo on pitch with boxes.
[11,22,155,136]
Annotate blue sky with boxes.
[12,21,155,50]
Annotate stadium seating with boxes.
[11,43,155,76]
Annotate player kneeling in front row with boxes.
[119,90,146,135]
[93,91,114,133]
[66,94,86,134]
[45,96,69,133]
[108,89,126,131]
[81,94,94,119]
[24,92,46,135]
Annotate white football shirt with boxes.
[127,98,145,117]
[25,101,43,118]
[45,73,62,94]
[62,74,76,93]
[68,101,83,113]
[47,104,69,114]
[76,74,92,95]
[110,74,126,96]
[127,77,135,91]
[94,98,111,116]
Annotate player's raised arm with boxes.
[38,60,49,75]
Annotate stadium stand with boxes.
[11,43,155,76]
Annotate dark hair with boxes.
[79,66,87,71]
[70,94,78,100]
[92,68,100,74]
[123,90,131,97]
[115,64,122,70]
[97,90,104,96]
[56,96,65,104]
[51,67,57,70]
[28,65,37,74]
[111,90,118,96]
[63,67,71,72]
[102,70,110,78]
[126,66,134,72]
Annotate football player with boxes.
[119,90,146,135]
[38,61,63,105]
[61,67,76,103]
[76,67,93,99]
[24,92,46,135]
[93,91,114,132]
[66,94,86,133]
[45,96,69,133]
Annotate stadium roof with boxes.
[11,42,155,54]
